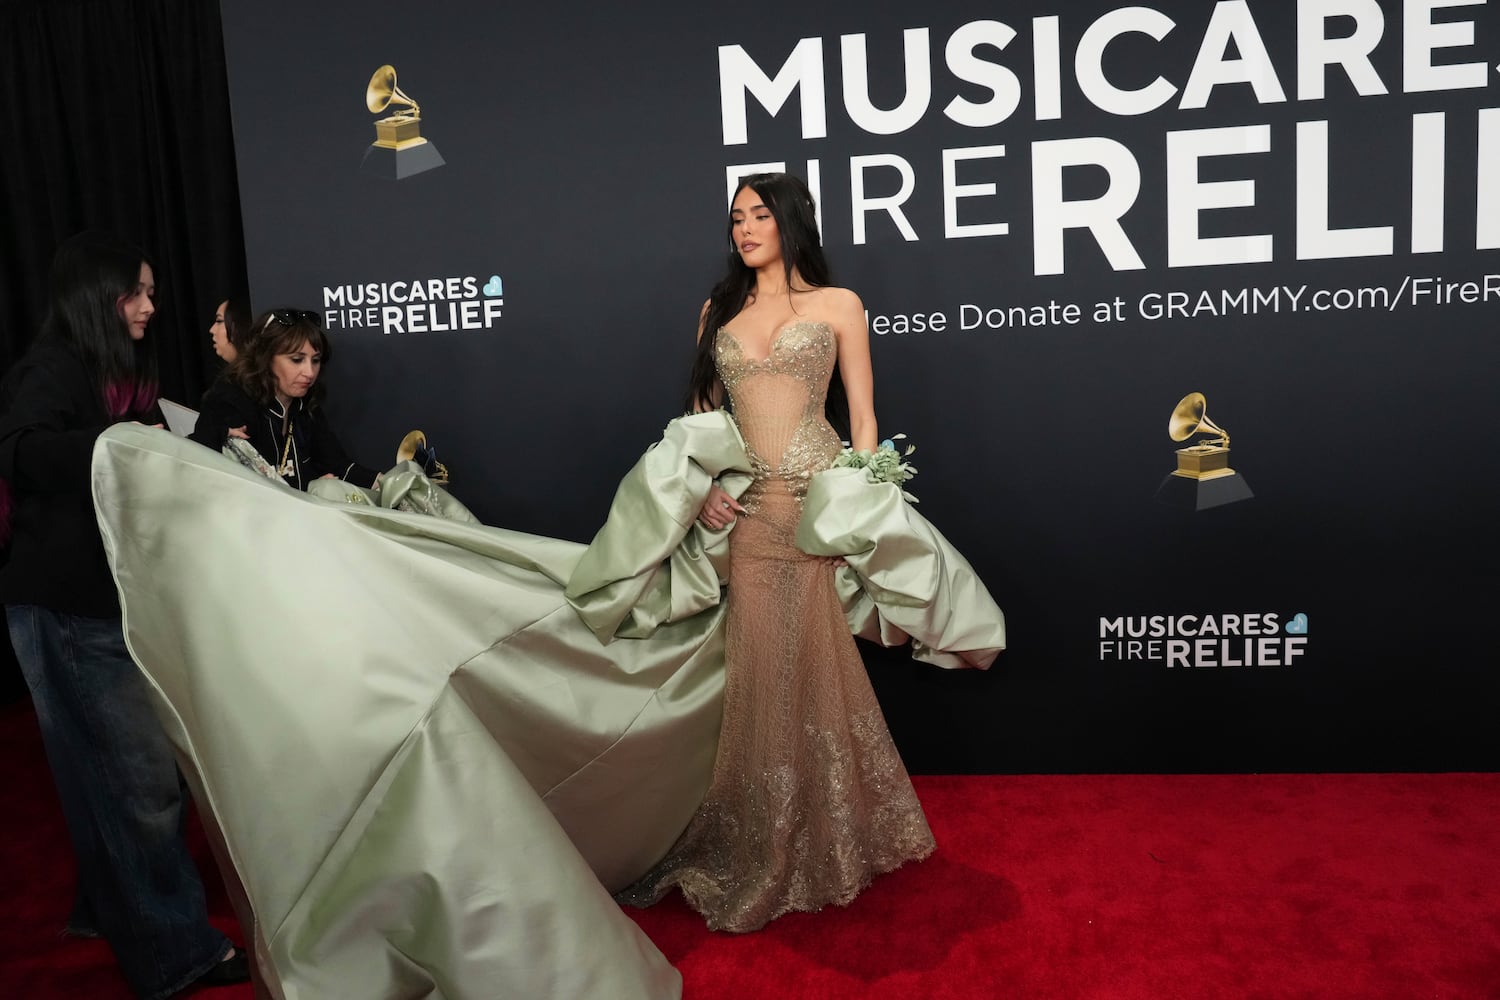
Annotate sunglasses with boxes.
[262,309,323,331]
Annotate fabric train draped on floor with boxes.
[90,413,1003,998]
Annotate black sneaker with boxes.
[195,948,251,987]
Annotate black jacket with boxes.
[0,338,159,617]
[189,377,378,491]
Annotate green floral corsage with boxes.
[832,433,919,503]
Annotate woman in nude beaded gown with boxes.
[618,173,934,932]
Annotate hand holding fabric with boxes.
[697,484,746,531]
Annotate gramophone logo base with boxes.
[360,141,446,180]
[1155,470,1255,510]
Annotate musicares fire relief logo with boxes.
[321,274,504,334]
[1098,612,1309,669]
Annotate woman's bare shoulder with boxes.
[807,285,862,307]
[803,284,862,312]
[804,286,865,327]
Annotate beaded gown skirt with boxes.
[618,321,934,931]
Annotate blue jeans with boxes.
[7,605,230,999]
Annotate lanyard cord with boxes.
[270,411,298,487]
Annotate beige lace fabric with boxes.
[618,321,934,932]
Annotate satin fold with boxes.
[309,461,481,524]
[798,467,1007,670]
[93,425,691,999]
[565,411,752,642]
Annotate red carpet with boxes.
[2,698,1496,998]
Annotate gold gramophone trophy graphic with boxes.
[359,64,445,179]
[1153,392,1254,510]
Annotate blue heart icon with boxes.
[483,275,503,297]
[1285,613,1308,635]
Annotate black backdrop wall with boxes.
[5,1,1496,774]
[219,0,1500,774]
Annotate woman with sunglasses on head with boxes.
[0,232,248,997]
[190,307,378,490]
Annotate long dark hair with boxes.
[221,294,253,353]
[684,172,847,430]
[228,309,331,409]
[40,231,159,418]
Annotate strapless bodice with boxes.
[714,321,842,499]
[715,320,835,384]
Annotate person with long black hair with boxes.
[208,294,252,364]
[0,232,247,997]
[618,172,936,930]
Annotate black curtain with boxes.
[1,0,247,700]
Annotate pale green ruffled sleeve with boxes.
[565,414,1004,670]
[796,467,1007,670]
[565,411,753,642]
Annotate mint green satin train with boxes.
[90,411,1004,999]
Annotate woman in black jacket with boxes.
[190,308,378,490]
[0,232,246,997]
